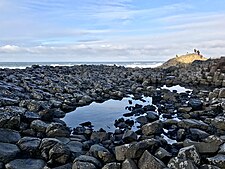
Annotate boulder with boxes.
[74,155,102,168]
[115,139,159,161]
[168,157,198,169]
[0,112,20,129]
[89,144,114,163]
[49,143,71,164]
[218,88,225,98]
[46,122,70,137]
[30,120,48,132]
[207,154,225,169]
[67,141,83,155]
[178,119,209,131]
[211,116,225,130]
[154,147,172,161]
[200,164,221,169]
[141,121,163,136]
[184,135,223,154]
[72,161,96,169]
[0,128,21,143]
[138,150,166,169]
[22,111,40,121]
[5,158,45,169]
[122,130,138,143]
[102,162,120,169]
[17,137,41,155]
[188,98,203,110]
[0,143,20,163]
[122,159,138,169]
[177,145,200,165]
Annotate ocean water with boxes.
[0,61,163,69]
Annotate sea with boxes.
[0,61,163,69]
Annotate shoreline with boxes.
[0,57,225,168]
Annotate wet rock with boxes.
[211,116,225,130]
[0,97,19,106]
[188,98,203,110]
[178,107,192,113]
[46,122,70,137]
[90,131,109,142]
[49,143,71,164]
[122,159,138,169]
[39,138,61,160]
[50,163,73,169]
[0,142,20,163]
[145,111,159,122]
[200,164,221,169]
[207,154,225,169]
[115,138,159,161]
[27,101,41,112]
[218,88,225,98]
[168,157,198,169]
[142,120,163,136]
[0,128,21,143]
[74,155,102,168]
[102,162,120,169]
[22,111,40,121]
[154,147,172,162]
[138,150,166,169]
[178,119,209,131]
[122,130,138,143]
[219,143,225,154]
[89,144,114,163]
[31,120,48,132]
[67,141,83,156]
[136,116,148,125]
[0,112,20,129]
[17,137,41,155]
[5,158,46,169]
[72,161,96,169]
[177,145,200,165]
[184,135,223,154]
[189,128,210,141]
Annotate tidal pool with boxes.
[63,96,152,131]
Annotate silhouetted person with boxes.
[197,50,200,55]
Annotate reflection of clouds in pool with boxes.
[62,96,152,131]
[161,85,192,93]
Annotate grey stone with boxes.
[122,130,138,143]
[51,163,73,169]
[0,128,21,143]
[207,154,225,169]
[184,135,223,154]
[155,147,172,161]
[89,144,114,163]
[5,158,45,169]
[72,161,96,169]
[122,159,138,169]
[46,122,70,137]
[102,162,120,169]
[141,121,163,136]
[115,138,159,161]
[49,143,71,164]
[178,119,209,130]
[168,157,198,169]
[138,150,166,169]
[67,141,83,154]
[22,111,40,121]
[200,164,220,169]
[31,120,48,132]
[74,155,102,168]
[17,137,41,155]
[177,145,200,165]
[0,112,20,129]
[0,142,20,163]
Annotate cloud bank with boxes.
[0,0,225,61]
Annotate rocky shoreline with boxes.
[0,57,225,169]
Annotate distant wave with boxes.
[0,61,163,69]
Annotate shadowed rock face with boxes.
[159,53,207,69]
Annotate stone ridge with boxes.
[159,53,207,69]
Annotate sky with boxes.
[0,0,225,62]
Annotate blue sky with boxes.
[0,0,225,61]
